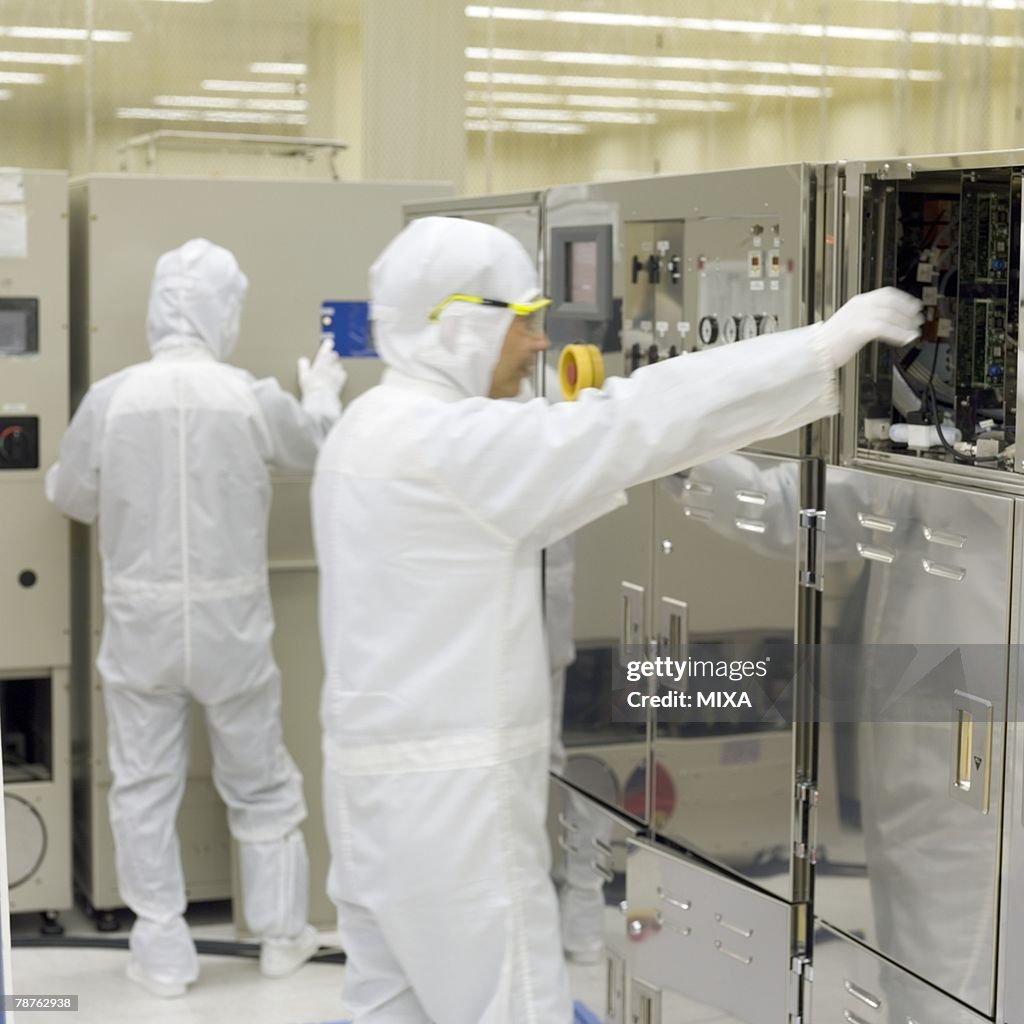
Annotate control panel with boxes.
[623,217,791,374]
[0,417,39,470]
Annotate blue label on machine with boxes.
[321,301,374,357]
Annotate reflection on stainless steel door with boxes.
[650,452,806,901]
[626,839,797,1023]
[812,922,992,1024]
[549,779,636,1024]
[559,487,653,822]
[817,466,1013,1016]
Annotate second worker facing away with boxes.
[312,216,924,1023]
[45,238,346,997]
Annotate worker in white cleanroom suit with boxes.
[312,216,922,1023]
[46,238,345,998]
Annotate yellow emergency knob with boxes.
[559,344,605,401]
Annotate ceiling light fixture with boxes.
[465,70,830,98]
[0,71,44,84]
[867,0,1024,8]
[464,89,732,112]
[0,27,131,42]
[117,106,307,126]
[249,62,307,75]
[569,94,733,112]
[201,79,306,94]
[465,47,943,82]
[0,50,82,65]
[466,104,658,124]
[154,94,307,111]
[466,89,561,103]
[466,7,1024,49]
[465,118,587,134]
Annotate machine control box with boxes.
[856,165,1022,471]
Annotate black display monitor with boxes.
[0,298,38,355]
[547,225,617,350]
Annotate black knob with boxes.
[647,345,659,365]
[18,570,36,588]
[1,428,25,463]
[631,255,643,284]
[646,255,661,285]
[629,343,643,373]
[698,316,719,345]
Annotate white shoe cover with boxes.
[126,959,188,998]
[260,924,320,978]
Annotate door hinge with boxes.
[798,509,826,591]
[789,954,813,1024]
[793,780,819,863]
[874,160,915,182]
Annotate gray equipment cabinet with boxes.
[68,174,451,930]
[543,165,828,1023]
[816,149,1024,1024]
[0,170,73,927]
[406,156,1024,1024]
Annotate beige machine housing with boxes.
[0,170,72,917]
[68,174,451,927]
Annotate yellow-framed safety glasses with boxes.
[428,293,552,335]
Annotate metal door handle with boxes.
[620,581,645,667]
[950,689,993,814]
[557,834,579,855]
[856,543,894,564]
[657,886,690,912]
[658,597,688,663]
[714,913,753,938]
[922,526,966,549]
[857,512,896,533]
[735,489,767,505]
[713,940,752,965]
[843,980,881,1009]
[922,559,966,582]
[735,518,767,534]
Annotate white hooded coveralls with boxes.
[46,239,337,986]
[312,216,851,1023]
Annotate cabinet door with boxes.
[556,485,653,823]
[816,466,1013,1015]
[626,838,797,1023]
[651,452,807,902]
[549,779,638,1024]
[812,922,992,1024]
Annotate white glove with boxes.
[298,339,347,399]
[819,287,924,370]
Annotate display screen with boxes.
[0,299,37,355]
[567,240,598,304]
